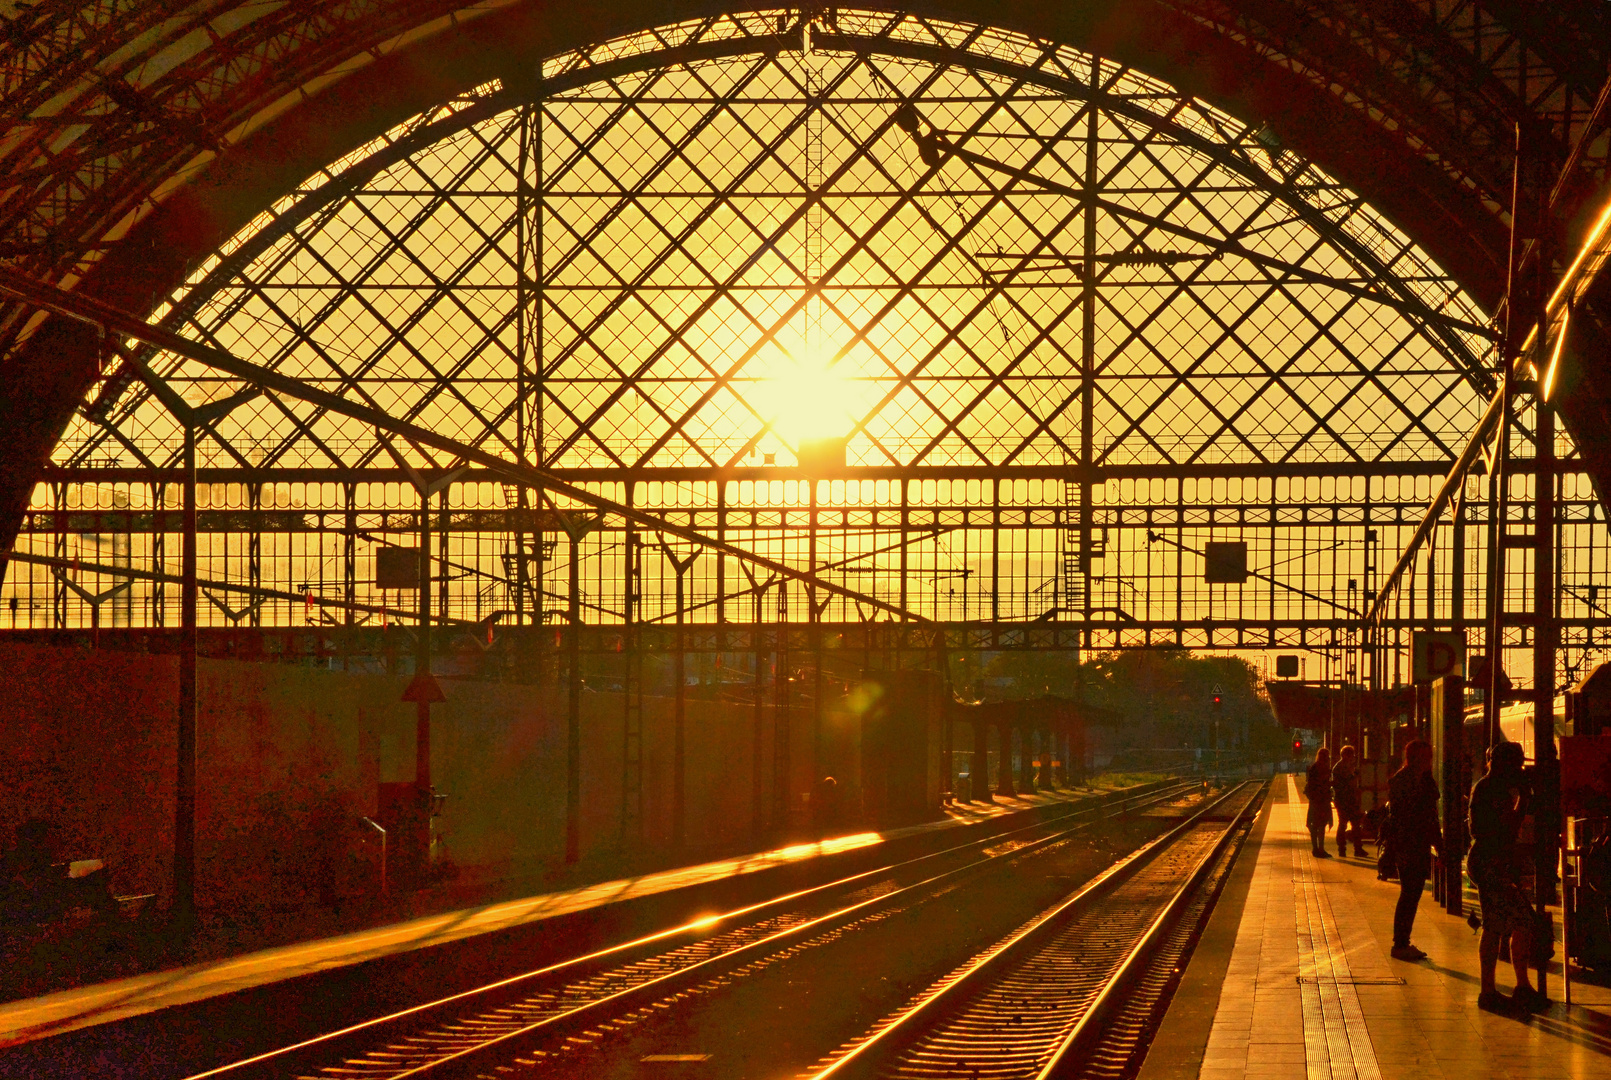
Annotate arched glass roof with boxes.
[60,10,1496,475]
[12,9,1607,688]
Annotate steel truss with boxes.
[4,9,1610,698]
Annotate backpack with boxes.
[1376,806,1398,881]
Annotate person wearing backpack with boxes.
[1305,746,1333,858]
[1387,739,1443,961]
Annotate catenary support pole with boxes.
[416,486,432,791]
[973,719,990,802]
[996,722,1016,797]
[174,419,198,930]
[567,525,582,863]
[673,556,687,847]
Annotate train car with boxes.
[1476,696,1568,762]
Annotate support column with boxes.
[716,480,727,625]
[1076,54,1099,628]
[774,583,791,827]
[1482,398,1510,748]
[566,525,581,863]
[990,479,1000,628]
[995,722,1016,797]
[248,483,262,627]
[437,487,451,624]
[174,420,198,928]
[809,479,823,796]
[1451,493,1466,631]
[936,633,951,801]
[899,479,909,619]
[150,483,166,628]
[343,484,357,632]
[416,487,432,791]
[1060,722,1074,786]
[1020,726,1038,794]
[972,719,991,802]
[753,585,767,836]
[1534,400,1561,992]
[622,482,642,845]
[673,557,687,848]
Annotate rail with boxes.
[187,778,1197,1080]
[809,780,1265,1079]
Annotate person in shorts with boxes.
[1467,740,1542,1012]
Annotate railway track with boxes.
[188,780,1205,1080]
[809,780,1265,1080]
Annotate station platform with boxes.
[0,782,1104,1050]
[1143,774,1611,1080]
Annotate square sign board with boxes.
[1410,629,1465,684]
[375,545,424,590]
[1204,541,1249,584]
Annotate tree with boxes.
[975,647,1280,754]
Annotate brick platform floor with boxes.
[1142,774,1611,1080]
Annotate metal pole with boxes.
[774,581,791,827]
[673,559,686,847]
[810,478,822,794]
[899,479,909,620]
[935,631,952,801]
[1485,124,1524,749]
[174,419,198,929]
[973,718,990,802]
[991,479,1000,627]
[1535,398,1560,993]
[753,584,767,835]
[1453,486,1467,651]
[996,721,1016,797]
[1078,54,1099,630]
[566,527,581,862]
[1482,414,1508,750]
[416,487,432,791]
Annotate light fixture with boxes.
[1540,299,1572,402]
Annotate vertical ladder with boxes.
[1061,474,1085,616]
[1061,472,1107,617]
[499,482,557,615]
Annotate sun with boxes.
[764,351,850,446]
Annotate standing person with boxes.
[1305,746,1333,858]
[1467,741,1542,1012]
[1387,739,1443,961]
[1333,745,1366,858]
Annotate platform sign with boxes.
[1203,541,1248,584]
[1411,630,1465,684]
[376,545,424,589]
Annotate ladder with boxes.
[1060,474,1106,616]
